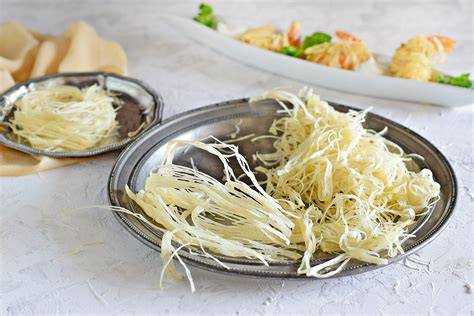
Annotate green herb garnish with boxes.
[193,3,217,29]
[436,73,474,89]
[279,46,304,58]
[302,32,332,49]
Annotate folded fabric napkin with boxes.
[0,21,127,176]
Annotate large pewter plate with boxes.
[108,98,457,279]
[0,72,164,157]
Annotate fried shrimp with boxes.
[304,31,371,70]
[239,25,287,51]
[304,43,371,71]
[390,35,455,81]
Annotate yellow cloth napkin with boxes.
[0,21,127,176]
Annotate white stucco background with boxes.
[1,0,473,315]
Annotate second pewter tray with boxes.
[108,98,457,279]
[0,72,164,157]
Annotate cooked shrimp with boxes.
[239,25,286,51]
[390,35,455,81]
[304,41,371,70]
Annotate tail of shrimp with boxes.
[287,21,301,47]
[335,31,361,42]
[428,35,455,53]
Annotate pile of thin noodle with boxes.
[8,85,119,151]
[118,88,440,291]
[390,35,447,81]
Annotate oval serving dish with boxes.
[0,72,164,157]
[166,16,473,108]
[108,98,457,279]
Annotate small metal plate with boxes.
[0,72,164,157]
[108,98,457,279]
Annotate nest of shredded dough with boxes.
[304,41,371,70]
[119,88,440,291]
[8,85,119,151]
[390,35,446,81]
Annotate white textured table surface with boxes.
[1,1,473,315]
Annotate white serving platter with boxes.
[165,16,473,108]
